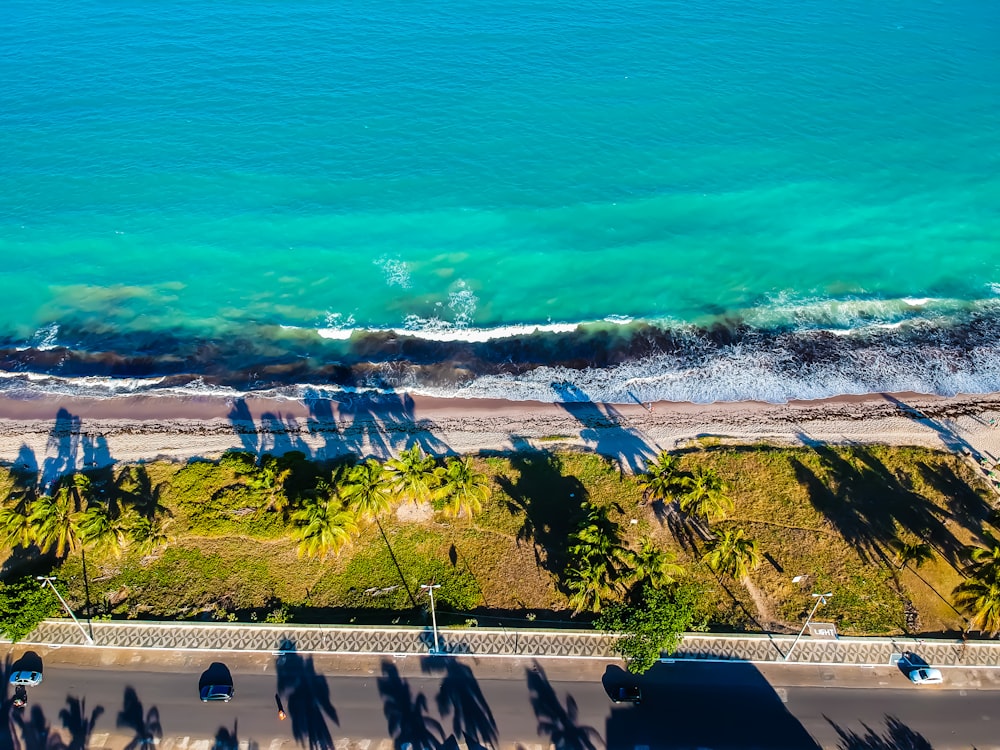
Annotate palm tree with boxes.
[628,537,684,589]
[954,572,1000,636]
[78,502,129,558]
[128,513,173,557]
[703,528,761,580]
[0,496,35,549]
[29,490,82,556]
[434,457,490,519]
[291,495,359,561]
[342,459,395,521]
[679,466,734,522]
[386,446,438,505]
[566,559,616,615]
[248,454,293,512]
[637,452,682,504]
[965,536,1000,578]
[890,538,934,569]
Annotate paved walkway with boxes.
[11,619,1000,668]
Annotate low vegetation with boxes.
[1,442,996,646]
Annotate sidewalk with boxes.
[10,618,1000,668]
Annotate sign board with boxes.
[807,622,838,639]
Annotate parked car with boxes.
[9,671,42,687]
[611,685,642,704]
[199,684,235,702]
[907,667,943,685]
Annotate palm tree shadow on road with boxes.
[525,661,602,750]
[275,641,339,750]
[826,715,932,750]
[421,656,497,749]
[116,687,161,750]
[377,661,444,750]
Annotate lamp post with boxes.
[420,583,442,655]
[36,576,94,645]
[783,591,831,662]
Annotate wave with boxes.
[2,295,1000,405]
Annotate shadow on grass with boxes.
[826,715,932,750]
[792,445,966,567]
[494,450,588,574]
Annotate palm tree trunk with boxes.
[79,546,95,641]
[375,518,419,609]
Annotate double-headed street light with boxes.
[783,591,832,662]
[37,576,94,645]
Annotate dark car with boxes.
[199,684,235,703]
[611,685,642,704]
[12,685,27,708]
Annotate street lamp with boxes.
[420,582,442,655]
[37,576,94,645]
[783,591,832,662]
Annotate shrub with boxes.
[0,575,58,642]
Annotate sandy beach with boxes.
[4,391,1000,479]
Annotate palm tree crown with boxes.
[342,459,395,521]
[954,573,1000,636]
[703,527,761,580]
[386,446,438,505]
[679,467,734,522]
[628,537,685,589]
[637,452,682,504]
[291,495,359,561]
[29,490,82,556]
[434,457,490,519]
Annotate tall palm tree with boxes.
[78,502,129,558]
[434,457,490,519]
[566,558,616,615]
[679,466,734,522]
[386,446,438,505]
[291,495,359,561]
[954,572,1000,636]
[29,490,82,556]
[965,536,1000,578]
[628,537,685,590]
[342,459,395,521]
[703,527,761,580]
[564,504,631,614]
[249,454,294,512]
[637,452,682,504]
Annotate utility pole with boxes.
[783,592,831,662]
[37,576,94,645]
[420,582,442,655]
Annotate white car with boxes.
[907,667,943,685]
[9,671,43,687]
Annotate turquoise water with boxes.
[2,0,1000,402]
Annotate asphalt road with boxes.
[3,653,998,750]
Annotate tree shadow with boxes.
[59,697,104,750]
[420,656,497,750]
[0,655,16,750]
[116,687,162,750]
[605,661,819,749]
[525,661,602,750]
[494,451,588,573]
[303,389,347,461]
[827,715,933,750]
[212,720,258,750]
[41,408,81,491]
[884,395,978,460]
[377,661,444,750]
[274,641,339,750]
[917,461,992,536]
[14,705,66,750]
[792,445,965,567]
[227,399,260,454]
[551,382,654,474]
[259,413,309,457]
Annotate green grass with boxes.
[1,444,994,635]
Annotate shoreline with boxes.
[2,390,1000,473]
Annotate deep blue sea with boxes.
[2,0,999,403]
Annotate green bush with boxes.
[0,575,58,642]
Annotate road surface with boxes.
[3,649,998,749]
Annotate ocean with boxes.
[2,0,999,404]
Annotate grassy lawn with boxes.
[2,444,994,636]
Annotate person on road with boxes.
[275,694,286,721]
